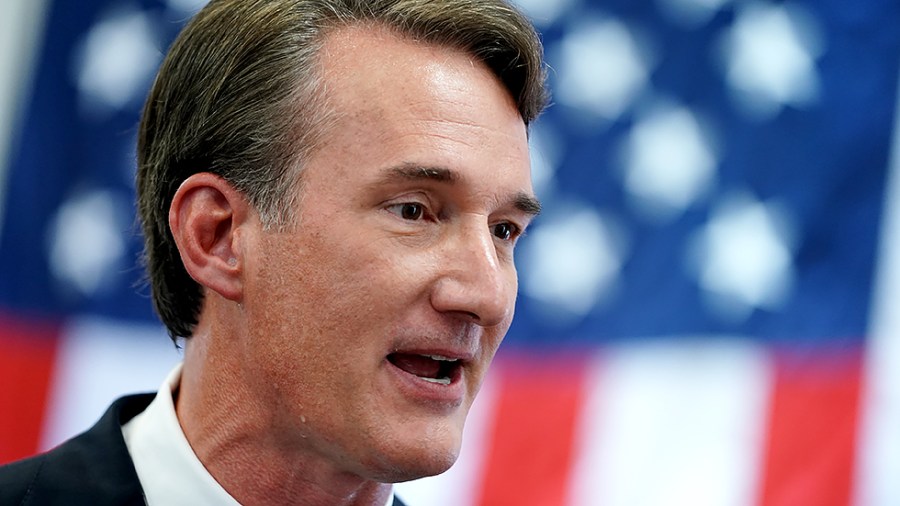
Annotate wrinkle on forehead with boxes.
[392,118,527,157]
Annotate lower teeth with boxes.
[420,376,451,385]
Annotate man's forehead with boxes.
[317,24,512,106]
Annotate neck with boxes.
[175,307,393,506]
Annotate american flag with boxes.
[1,0,899,504]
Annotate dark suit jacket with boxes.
[0,394,152,506]
[0,395,407,506]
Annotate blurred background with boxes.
[1,0,899,504]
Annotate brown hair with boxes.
[137,0,549,341]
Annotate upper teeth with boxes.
[425,355,458,362]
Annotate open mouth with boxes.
[387,353,462,385]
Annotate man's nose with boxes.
[429,224,514,327]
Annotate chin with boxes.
[364,423,464,482]
[371,448,460,483]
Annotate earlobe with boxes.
[168,173,251,302]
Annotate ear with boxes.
[169,173,253,302]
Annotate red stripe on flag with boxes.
[476,353,586,506]
[0,313,60,464]
[758,348,863,506]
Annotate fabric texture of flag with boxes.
[1,0,899,504]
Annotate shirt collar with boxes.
[122,363,395,506]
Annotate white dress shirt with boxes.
[122,363,395,506]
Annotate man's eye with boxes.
[389,203,425,220]
[492,222,518,241]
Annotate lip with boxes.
[384,350,471,408]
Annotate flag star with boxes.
[166,0,209,15]
[528,123,564,197]
[48,190,127,297]
[74,7,162,114]
[554,18,653,121]
[719,2,823,118]
[621,103,717,221]
[520,205,627,319]
[511,0,576,27]
[688,193,795,321]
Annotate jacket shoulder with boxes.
[0,453,45,504]
[0,394,154,506]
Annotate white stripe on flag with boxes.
[40,316,180,450]
[567,339,770,506]
[394,371,498,506]
[856,61,900,506]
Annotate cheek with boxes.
[240,243,384,408]
[249,232,430,345]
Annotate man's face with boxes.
[238,26,535,481]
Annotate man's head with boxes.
[137,0,548,340]
[136,0,548,489]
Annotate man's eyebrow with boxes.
[514,192,542,217]
[383,164,460,183]
[378,163,541,216]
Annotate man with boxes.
[0,0,547,504]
